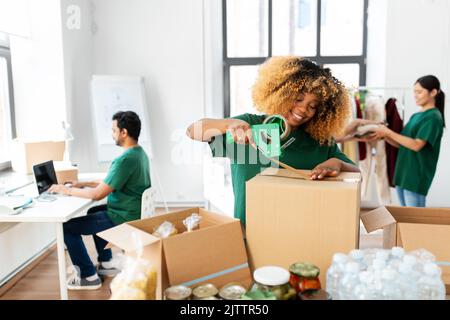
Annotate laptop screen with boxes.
[33,161,58,194]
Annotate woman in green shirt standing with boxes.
[187,56,360,225]
[372,75,445,207]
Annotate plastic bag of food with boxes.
[153,221,178,238]
[183,213,202,232]
[110,232,157,300]
[111,287,147,300]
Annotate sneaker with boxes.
[97,264,121,278]
[67,274,102,291]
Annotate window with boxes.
[223,0,368,117]
[0,33,16,169]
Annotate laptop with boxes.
[33,160,58,201]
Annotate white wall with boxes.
[366,0,450,207]
[61,0,208,204]
[60,0,96,172]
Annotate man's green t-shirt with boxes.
[209,113,354,225]
[394,108,443,196]
[104,146,151,225]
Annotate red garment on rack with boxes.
[355,97,367,161]
[385,98,403,187]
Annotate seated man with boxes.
[49,111,151,290]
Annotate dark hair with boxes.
[112,111,142,141]
[416,75,446,128]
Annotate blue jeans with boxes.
[396,187,426,207]
[63,205,116,277]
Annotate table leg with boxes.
[56,223,68,300]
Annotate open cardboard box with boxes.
[361,206,450,293]
[246,168,362,287]
[98,208,252,299]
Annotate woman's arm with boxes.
[383,136,401,148]
[372,126,426,152]
[186,118,253,144]
[310,158,360,180]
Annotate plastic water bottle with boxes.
[340,262,360,300]
[403,254,418,266]
[375,250,390,262]
[370,259,386,299]
[326,253,348,300]
[390,247,405,268]
[354,271,375,300]
[380,269,402,300]
[417,263,446,300]
[349,249,366,270]
[397,263,418,300]
[362,249,378,268]
[410,249,436,264]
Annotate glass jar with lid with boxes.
[252,266,296,300]
[289,262,322,294]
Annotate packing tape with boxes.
[179,263,249,287]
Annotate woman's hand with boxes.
[48,184,71,195]
[354,134,380,143]
[227,119,253,145]
[310,158,342,180]
[344,119,384,136]
[370,125,392,140]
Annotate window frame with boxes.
[222,0,368,117]
[0,36,17,171]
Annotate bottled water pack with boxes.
[326,248,446,300]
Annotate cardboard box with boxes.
[98,208,252,299]
[246,168,361,287]
[361,206,450,293]
[11,139,65,174]
[54,161,78,184]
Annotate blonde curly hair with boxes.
[252,56,351,145]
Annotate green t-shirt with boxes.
[104,146,151,225]
[394,108,444,196]
[209,113,354,225]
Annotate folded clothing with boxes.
[354,124,381,138]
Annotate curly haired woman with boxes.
[187,56,360,225]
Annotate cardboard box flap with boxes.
[162,221,250,287]
[360,207,397,233]
[97,223,160,252]
[260,167,361,182]
[386,206,450,225]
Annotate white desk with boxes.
[0,182,97,300]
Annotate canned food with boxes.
[299,289,332,301]
[289,262,322,294]
[192,284,219,299]
[197,296,221,300]
[164,285,192,300]
[219,283,247,300]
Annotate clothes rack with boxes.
[351,86,411,121]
